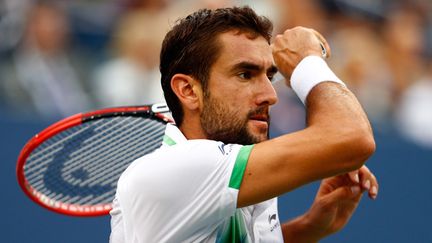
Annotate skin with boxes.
[199,31,278,145]
[171,27,378,242]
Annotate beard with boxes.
[200,93,270,145]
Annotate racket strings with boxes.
[25,115,136,175]
[29,119,164,204]
[72,120,165,205]
[61,117,151,186]
[24,116,166,206]
[80,124,163,190]
[79,128,164,206]
[27,118,122,196]
[68,118,163,184]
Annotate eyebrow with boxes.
[231,61,278,74]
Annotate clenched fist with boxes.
[271,27,331,86]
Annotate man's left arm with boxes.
[281,165,379,243]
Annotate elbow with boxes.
[345,128,376,170]
[356,131,376,160]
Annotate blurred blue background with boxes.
[1,0,432,242]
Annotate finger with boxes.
[348,170,360,184]
[368,173,379,200]
[271,33,288,53]
[322,184,363,203]
[319,42,328,59]
[360,166,371,190]
[358,166,379,199]
[370,184,378,200]
[311,29,331,58]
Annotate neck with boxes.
[178,114,207,140]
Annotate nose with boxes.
[255,76,278,106]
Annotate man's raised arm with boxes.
[237,27,375,207]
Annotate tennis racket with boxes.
[16,103,173,217]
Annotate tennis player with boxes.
[110,6,378,242]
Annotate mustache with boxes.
[247,106,270,123]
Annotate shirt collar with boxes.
[162,123,187,146]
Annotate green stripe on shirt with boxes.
[216,210,249,243]
[163,135,176,146]
[229,145,254,190]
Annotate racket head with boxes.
[17,103,172,217]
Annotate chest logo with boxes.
[268,213,280,232]
[268,214,277,224]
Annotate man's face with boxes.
[200,31,278,145]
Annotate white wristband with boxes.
[290,56,345,104]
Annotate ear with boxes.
[170,74,203,111]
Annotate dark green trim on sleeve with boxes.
[229,145,254,190]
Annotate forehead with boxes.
[215,31,273,69]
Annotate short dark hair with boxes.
[160,6,273,126]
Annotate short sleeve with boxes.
[115,140,254,242]
[229,144,254,190]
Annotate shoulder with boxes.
[117,140,254,196]
[155,139,249,164]
[173,139,242,156]
[159,140,254,174]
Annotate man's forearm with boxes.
[282,215,320,243]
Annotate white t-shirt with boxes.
[110,124,283,242]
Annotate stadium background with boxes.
[1,0,431,242]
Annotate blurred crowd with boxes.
[0,0,431,148]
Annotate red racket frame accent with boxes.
[16,105,171,217]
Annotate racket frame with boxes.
[16,104,172,216]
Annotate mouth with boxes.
[248,113,270,134]
[249,114,269,123]
[247,106,270,133]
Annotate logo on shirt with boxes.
[268,214,277,224]
[218,143,226,154]
[218,143,233,155]
[268,213,280,232]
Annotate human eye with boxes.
[238,71,252,80]
[267,73,275,82]
[267,70,279,82]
